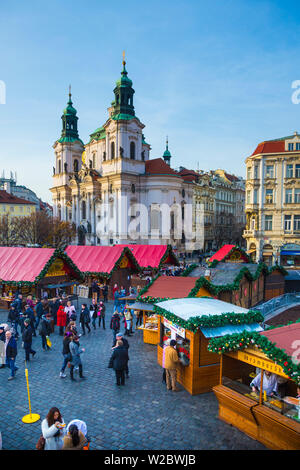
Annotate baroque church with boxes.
[50,57,193,249]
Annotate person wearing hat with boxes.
[164,339,181,392]
[0,325,6,369]
[113,332,130,378]
[22,317,36,362]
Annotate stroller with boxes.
[66,419,91,450]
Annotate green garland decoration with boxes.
[181,264,198,277]
[153,304,263,332]
[1,248,84,287]
[207,329,300,385]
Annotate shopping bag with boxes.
[46,336,52,348]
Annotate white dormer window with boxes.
[296,143,300,151]
[288,143,294,151]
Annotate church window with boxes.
[131,184,135,193]
[130,141,135,160]
[109,184,113,194]
[82,200,86,219]
[73,159,78,172]
[116,95,119,105]
[111,141,115,159]
[58,160,61,174]
[92,153,96,168]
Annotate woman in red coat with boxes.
[57,305,67,336]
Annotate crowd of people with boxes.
[0,282,187,450]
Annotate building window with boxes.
[111,141,115,159]
[82,201,86,219]
[10,206,14,212]
[286,164,293,178]
[295,164,300,178]
[253,189,258,204]
[246,190,251,204]
[131,184,135,194]
[92,153,96,168]
[284,215,292,231]
[58,160,61,174]
[265,215,272,231]
[265,189,273,204]
[254,166,259,179]
[266,165,274,178]
[296,143,300,151]
[288,143,294,151]
[73,159,78,172]
[294,215,300,231]
[285,189,293,204]
[295,189,300,203]
[130,141,135,160]
[247,167,251,180]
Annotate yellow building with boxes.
[0,190,36,217]
[243,132,300,267]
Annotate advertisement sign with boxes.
[163,318,185,339]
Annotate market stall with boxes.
[129,301,158,344]
[0,247,83,306]
[208,322,300,449]
[154,297,264,395]
[65,245,141,299]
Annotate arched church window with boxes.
[92,153,96,168]
[58,160,61,174]
[111,141,115,159]
[130,141,135,160]
[116,95,119,105]
[73,159,78,172]
[82,200,86,220]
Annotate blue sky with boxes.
[1,0,300,202]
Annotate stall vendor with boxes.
[250,370,279,397]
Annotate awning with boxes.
[45,281,79,289]
[246,249,256,254]
[129,301,155,312]
[262,252,273,257]
[201,323,263,339]
[281,251,300,256]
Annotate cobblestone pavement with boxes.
[0,300,266,450]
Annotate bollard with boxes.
[22,365,40,424]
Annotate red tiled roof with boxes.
[118,244,178,268]
[0,247,55,282]
[145,158,179,176]
[0,190,35,205]
[140,276,199,299]
[65,245,138,274]
[251,141,285,157]
[224,172,239,182]
[260,322,300,359]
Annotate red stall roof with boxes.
[0,247,56,282]
[260,322,300,358]
[65,245,139,275]
[118,244,179,269]
[209,245,250,263]
[140,276,199,300]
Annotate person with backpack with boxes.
[97,301,106,329]
[110,311,121,345]
[80,304,91,335]
[22,318,36,362]
[39,314,52,351]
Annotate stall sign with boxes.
[45,259,67,277]
[119,256,129,269]
[163,318,185,339]
[232,351,289,378]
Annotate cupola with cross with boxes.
[163,136,172,166]
[111,52,135,118]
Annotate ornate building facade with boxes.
[243,132,300,266]
[50,60,193,249]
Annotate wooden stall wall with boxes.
[265,270,285,301]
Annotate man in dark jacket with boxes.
[39,314,52,351]
[49,297,60,333]
[24,304,36,337]
[60,332,73,378]
[98,301,106,329]
[7,305,19,339]
[80,304,91,335]
[109,340,129,386]
[34,299,44,329]
[110,311,121,345]
[113,332,130,378]
[5,330,18,380]
[22,318,36,362]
